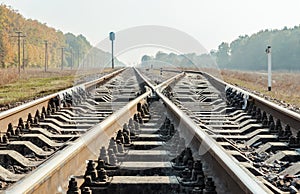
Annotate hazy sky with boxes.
[1,0,300,64]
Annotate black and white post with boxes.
[109,32,115,69]
[266,46,272,91]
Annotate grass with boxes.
[220,70,300,109]
[0,76,73,104]
[0,67,114,108]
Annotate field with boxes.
[0,67,113,110]
[220,70,300,112]
[1,67,299,113]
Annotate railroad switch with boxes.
[66,101,218,194]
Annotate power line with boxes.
[44,40,48,72]
[22,39,26,70]
[11,31,26,75]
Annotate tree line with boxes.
[214,25,300,71]
[0,4,119,69]
[142,25,300,71]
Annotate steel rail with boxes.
[5,68,282,194]
[135,68,271,193]
[6,68,183,194]
[155,92,270,194]
[186,70,300,130]
[134,67,185,92]
[0,68,125,132]
[5,91,151,194]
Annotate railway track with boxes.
[0,67,299,193]
[0,68,144,191]
[160,71,300,193]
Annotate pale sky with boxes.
[1,0,300,64]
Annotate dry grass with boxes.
[0,68,78,86]
[0,68,19,85]
[220,70,300,109]
[0,67,114,107]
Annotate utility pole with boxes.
[109,32,115,69]
[61,47,64,70]
[265,46,272,91]
[77,50,80,68]
[71,50,74,69]
[11,31,26,75]
[22,39,26,70]
[44,40,48,72]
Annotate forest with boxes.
[142,26,300,71]
[0,4,116,69]
[2,3,299,71]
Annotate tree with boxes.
[0,4,123,69]
[215,42,230,69]
[141,55,151,62]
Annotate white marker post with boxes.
[266,46,272,91]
